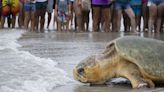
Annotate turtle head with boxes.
[73,55,106,84]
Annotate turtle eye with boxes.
[77,68,85,75]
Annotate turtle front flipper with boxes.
[117,59,155,88]
[127,75,155,88]
[142,79,155,88]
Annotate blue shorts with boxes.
[24,3,36,12]
[114,1,131,10]
[148,0,164,5]
[131,5,142,16]
[36,1,48,10]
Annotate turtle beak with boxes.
[73,67,88,83]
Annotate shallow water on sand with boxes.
[0,30,71,92]
[18,31,164,92]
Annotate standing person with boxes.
[92,0,112,32]
[123,0,142,32]
[111,1,119,32]
[122,11,130,32]
[54,0,71,31]
[148,0,164,33]
[24,0,36,31]
[18,0,24,28]
[1,0,20,28]
[142,0,148,32]
[35,0,48,32]
[114,0,136,32]
[53,0,57,30]
[74,0,91,32]
[70,0,74,29]
[46,0,54,30]
[130,0,142,31]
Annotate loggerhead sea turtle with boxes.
[73,36,164,88]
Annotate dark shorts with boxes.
[114,1,131,10]
[148,0,164,5]
[142,0,148,4]
[131,5,142,16]
[35,1,48,10]
[24,3,36,12]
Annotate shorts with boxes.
[1,0,20,16]
[131,5,142,16]
[24,3,36,12]
[114,1,131,10]
[47,0,54,13]
[36,1,48,10]
[142,0,148,4]
[148,0,164,5]
[57,11,70,23]
[20,0,24,3]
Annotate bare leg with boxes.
[115,10,122,32]
[1,16,5,28]
[81,12,85,32]
[18,2,24,28]
[136,15,141,32]
[156,4,164,33]
[123,11,130,32]
[35,10,40,31]
[40,9,46,31]
[86,11,90,31]
[112,9,117,32]
[24,12,30,31]
[11,16,16,28]
[92,6,100,32]
[18,14,23,28]
[102,7,111,32]
[70,2,74,26]
[76,10,83,32]
[53,13,57,30]
[7,16,11,28]
[47,12,52,29]
[74,15,77,31]
[57,21,62,31]
[142,3,149,31]
[66,21,69,31]
[31,11,35,31]
[125,8,137,32]
[148,4,157,32]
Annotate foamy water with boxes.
[0,30,71,92]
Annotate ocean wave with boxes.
[0,30,71,92]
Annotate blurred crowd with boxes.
[0,0,163,33]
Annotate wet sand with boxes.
[18,31,164,92]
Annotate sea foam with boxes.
[0,30,71,92]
